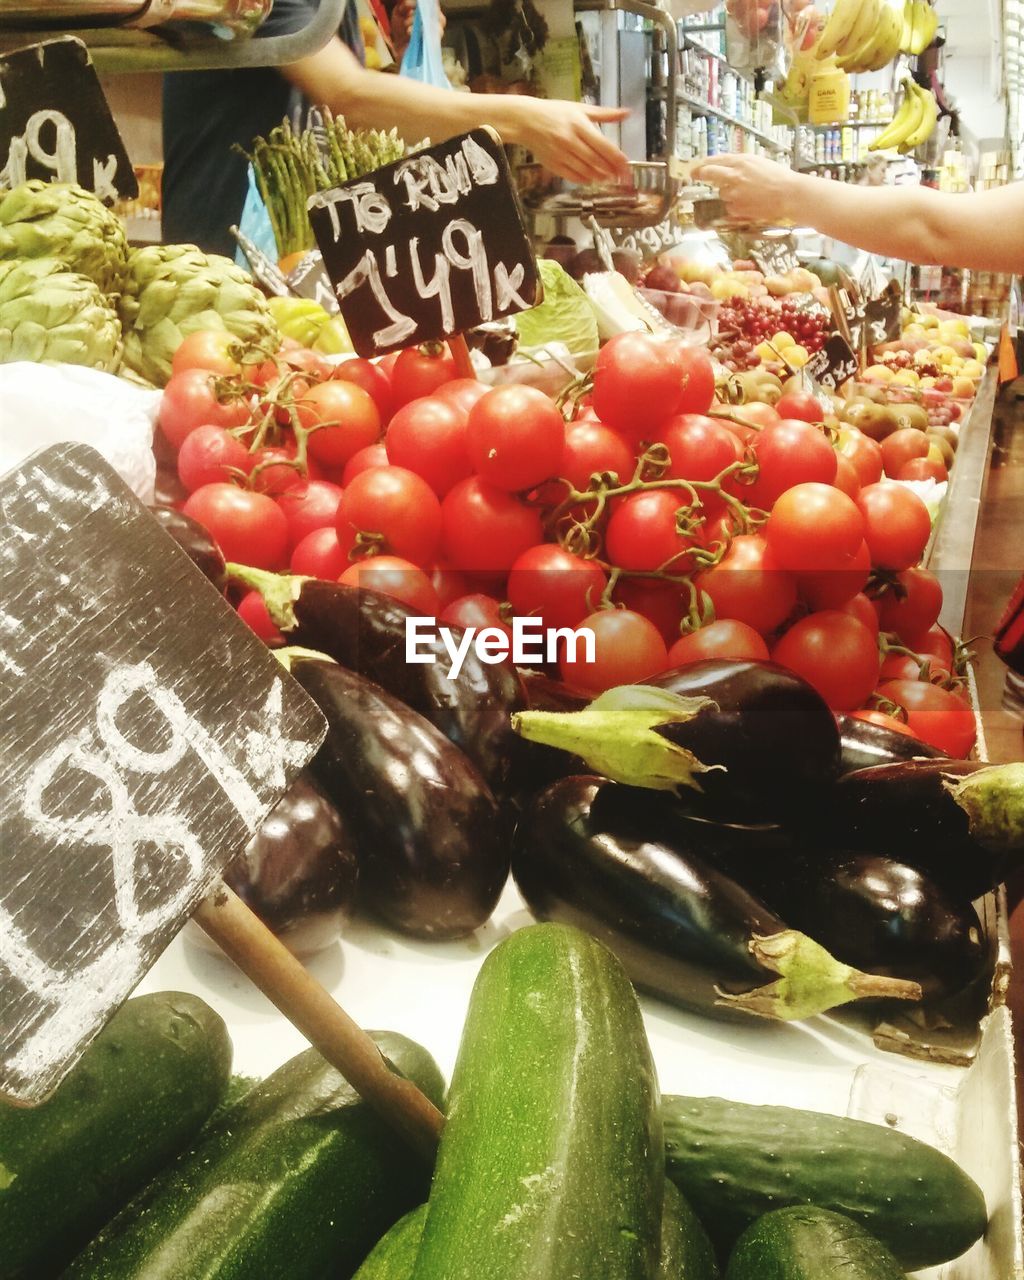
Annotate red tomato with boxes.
[840,591,880,635]
[612,578,688,644]
[896,456,949,484]
[336,466,441,566]
[386,396,472,497]
[236,590,284,644]
[881,428,929,478]
[278,346,333,381]
[560,608,669,693]
[290,526,350,578]
[183,484,288,570]
[876,679,976,756]
[848,708,918,738]
[391,344,457,407]
[332,357,393,421]
[466,386,565,492]
[667,619,769,667]
[750,420,837,507]
[726,401,780,437]
[435,377,489,418]
[171,330,241,378]
[441,477,543,574]
[765,482,865,573]
[430,565,472,610]
[341,442,389,485]
[774,389,825,422]
[857,482,932,571]
[277,480,344,549]
[592,333,683,439]
[298,381,381,469]
[832,454,862,499]
[796,539,871,610]
[176,425,252,492]
[660,415,741,484]
[248,444,308,496]
[903,623,956,672]
[839,429,884,488]
[879,653,937,683]
[605,488,699,573]
[559,420,637,491]
[159,369,251,449]
[338,555,439,615]
[662,340,716,416]
[772,611,880,711]
[440,593,512,643]
[698,534,797,636]
[877,567,943,639]
[506,544,608,630]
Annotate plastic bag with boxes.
[236,163,279,270]
[400,0,450,89]
[0,363,160,503]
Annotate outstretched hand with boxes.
[511,100,632,185]
[692,153,798,223]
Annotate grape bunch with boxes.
[714,298,830,373]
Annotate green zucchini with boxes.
[658,1181,719,1280]
[724,1207,906,1280]
[410,922,664,1280]
[664,1095,986,1271]
[0,991,231,1279]
[64,1032,445,1280]
[354,1205,427,1279]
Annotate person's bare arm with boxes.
[692,153,1024,274]
[284,37,631,184]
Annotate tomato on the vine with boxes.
[435,377,489,419]
[592,333,683,440]
[876,567,943,640]
[338,555,439,615]
[386,396,472,497]
[336,466,441,566]
[290,526,350,578]
[903,622,956,672]
[298,381,381,468]
[612,578,688,644]
[605,488,699,573]
[159,368,251,449]
[765,482,865,573]
[661,340,716,416]
[171,330,241,379]
[667,619,769,667]
[441,477,543,574]
[506,544,608,630]
[341,442,389,485]
[466,386,565,493]
[796,539,871,611]
[183,483,288,570]
[559,608,668,693]
[840,591,880,635]
[856,482,932,571]
[698,534,797,636]
[236,590,284,644]
[390,344,457,407]
[774,389,825,423]
[875,679,976,756]
[771,611,880,711]
[660,415,740,486]
[332,357,393,421]
[559,420,636,491]
[176,425,252,492]
[750,420,837,507]
[440,593,512,643]
[248,444,309,496]
[430,565,472,611]
[276,480,344,549]
[847,708,918,738]
[838,429,883,488]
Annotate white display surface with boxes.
[138,879,1022,1280]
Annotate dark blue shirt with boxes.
[162,0,364,258]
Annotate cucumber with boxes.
[724,1207,906,1280]
[64,1032,445,1280]
[658,1181,719,1280]
[354,1206,427,1279]
[663,1095,986,1271]
[410,922,664,1280]
[0,991,231,1279]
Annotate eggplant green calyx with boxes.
[272,646,336,672]
[510,684,718,792]
[224,563,308,630]
[715,930,923,1022]
[947,762,1024,854]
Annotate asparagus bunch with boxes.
[243,111,407,259]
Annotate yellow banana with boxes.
[900,82,939,150]
[867,3,904,69]
[816,0,866,59]
[909,0,938,54]
[836,0,880,58]
[899,0,915,52]
[868,79,924,151]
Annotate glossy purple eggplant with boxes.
[836,713,944,775]
[292,658,508,939]
[149,506,226,591]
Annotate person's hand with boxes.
[506,99,631,185]
[691,153,800,224]
[390,0,445,62]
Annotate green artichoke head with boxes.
[0,257,122,372]
[0,180,129,297]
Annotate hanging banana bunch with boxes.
[868,76,940,154]
[814,0,907,75]
[899,0,939,55]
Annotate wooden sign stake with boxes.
[194,883,445,1159]
[447,333,476,380]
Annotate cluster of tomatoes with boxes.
[156,327,976,759]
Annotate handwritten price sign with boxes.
[309,129,540,357]
[0,445,324,1104]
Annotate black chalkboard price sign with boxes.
[805,333,859,389]
[0,37,137,201]
[308,128,541,357]
[0,444,325,1105]
[863,286,903,348]
[750,236,800,278]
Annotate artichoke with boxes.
[119,243,278,385]
[0,180,129,296]
[0,258,122,371]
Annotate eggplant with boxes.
[224,773,358,957]
[225,568,524,793]
[738,849,992,1003]
[512,775,921,1022]
[149,505,226,591]
[836,713,944,774]
[292,659,508,939]
[818,759,1024,899]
